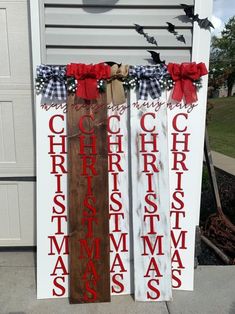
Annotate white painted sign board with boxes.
[36,98,69,299]
[130,91,172,301]
[108,104,133,295]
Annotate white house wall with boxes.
[40,0,194,64]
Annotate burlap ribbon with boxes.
[106,64,129,105]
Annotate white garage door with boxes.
[0,0,35,246]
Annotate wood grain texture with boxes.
[130,91,172,301]
[108,103,133,295]
[67,95,110,303]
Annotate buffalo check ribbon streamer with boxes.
[106,64,129,105]
[66,63,111,100]
[167,62,208,104]
[129,64,168,100]
[36,65,67,102]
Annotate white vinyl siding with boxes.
[40,0,194,64]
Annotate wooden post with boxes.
[67,96,110,303]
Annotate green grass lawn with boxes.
[207,96,235,158]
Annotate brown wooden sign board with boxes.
[67,96,110,303]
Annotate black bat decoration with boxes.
[167,22,176,34]
[167,22,186,44]
[176,34,186,44]
[180,4,214,29]
[134,23,144,34]
[197,17,215,29]
[181,4,195,19]
[134,24,158,46]
[148,51,165,64]
[147,36,157,45]
[105,61,122,67]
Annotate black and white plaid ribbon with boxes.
[129,65,168,100]
[36,65,67,102]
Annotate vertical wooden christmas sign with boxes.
[167,61,209,291]
[130,91,172,301]
[108,103,132,295]
[36,97,69,299]
[168,105,195,291]
[67,96,110,303]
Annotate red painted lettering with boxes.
[172,269,182,288]
[52,194,65,214]
[110,192,122,212]
[140,112,156,132]
[78,114,95,134]
[144,214,160,234]
[172,113,188,132]
[171,152,188,171]
[142,154,159,173]
[48,135,67,154]
[108,135,124,153]
[141,235,164,256]
[110,233,128,252]
[109,213,124,232]
[147,279,160,300]
[50,256,68,276]
[107,115,120,134]
[50,155,67,174]
[144,193,158,213]
[78,135,97,155]
[48,235,69,255]
[52,276,66,296]
[144,257,163,278]
[49,114,65,134]
[111,274,124,294]
[171,250,185,269]
[170,211,186,230]
[140,133,158,153]
[110,253,127,273]
[171,230,187,249]
[108,154,124,172]
[51,215,67,235]
[79,238,100,259]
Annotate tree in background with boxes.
[209,16,235,97]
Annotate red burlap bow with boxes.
[66,63,111,100]
[167,62,208,104]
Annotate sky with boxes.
[212,0,235,36]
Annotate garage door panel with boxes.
[0,181,35,246]
[0,1,31,89]
[0,101,16,163]
[0,91,35,177]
